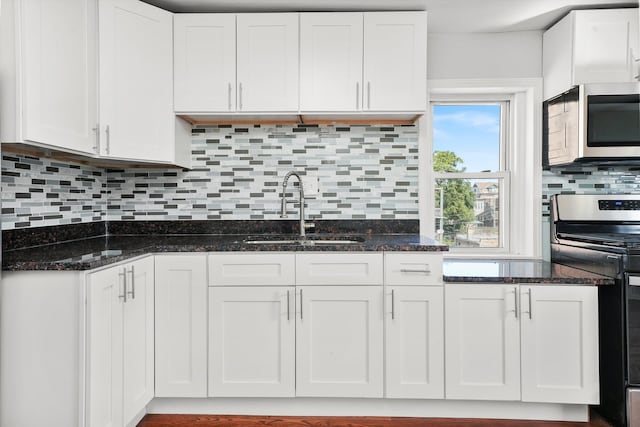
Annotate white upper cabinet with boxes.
[299,11,427,113]
[543,8,639,99]
[363,12,427,112]
[99,0,191,166]
[175,13,298,113]
[0,0,98,154]
[174,14,236,112]
[299,13,364,111]
[236,13,299,112]
[176,11,427,115]
[574,9,639,85]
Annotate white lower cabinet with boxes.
[155,255,208,397]
[385,286,444,398]
[445,284,521,401]
[445,283,599,404]
[520,285,599,404]
[207,253,384,398]
[296,285,384,397]
[209,286,296,397]
[87,256,155,427]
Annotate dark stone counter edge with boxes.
[443,276,614,286]
[3,219,420,251]
[3,242,449,271]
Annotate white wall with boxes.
[428,31,543,80]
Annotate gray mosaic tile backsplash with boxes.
[1,124,419,230]
[542,165,640,217]
[1,154,106,229]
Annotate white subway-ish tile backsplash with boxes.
[1,124,419,230]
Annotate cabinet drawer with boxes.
[209,253,295,286]
[296,253,383,285]
[384,252,443,285]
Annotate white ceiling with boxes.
[141,0,638,32]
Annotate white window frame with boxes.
[419,79,543,258]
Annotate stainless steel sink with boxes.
[243,236,365,246]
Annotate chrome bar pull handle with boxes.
[513,287,518,318]
[118,267,127,303]
[238,82,243,110]
[92,124,100,153]
[300,289,303,320]
[400,269,431,274]
[105,125,111,155]
[528,288,532,319]
[286,290,290,321]
[127,266,135,300]
[356,82,360,110]
[228,82,232,110]
[391,289,395,320]
[367,81,371,109]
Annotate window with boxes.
[432,102,509,250]
[423,79,542,258]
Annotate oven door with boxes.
[627,275,640,386]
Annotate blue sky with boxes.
[432,104,501,172]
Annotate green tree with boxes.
[433,151,475,238]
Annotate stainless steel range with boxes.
[551,194,640,427]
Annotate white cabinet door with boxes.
[296,286,383,397]
[299,13,363,111]
[574,9,639,84]
[122,256,155,425]
[98,0,175,162]
[386,286,444,399]
[155,255,208,397]
[209,286,295,397]
[445,284,521,401]
[236,13,299,112]
[363,12,427,112]
[520,285,599,404]
[87,266,123,427]
[174,14,236,112]
[15,0,97,153]
[544,8,639,99]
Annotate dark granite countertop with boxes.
[2,233,447,271]
[443,258,614,285]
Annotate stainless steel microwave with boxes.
[543,82,640,166]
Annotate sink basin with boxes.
[243,235,365,246]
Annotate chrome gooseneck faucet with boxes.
[280,171,314,237]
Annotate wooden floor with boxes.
[138,412,614,427]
